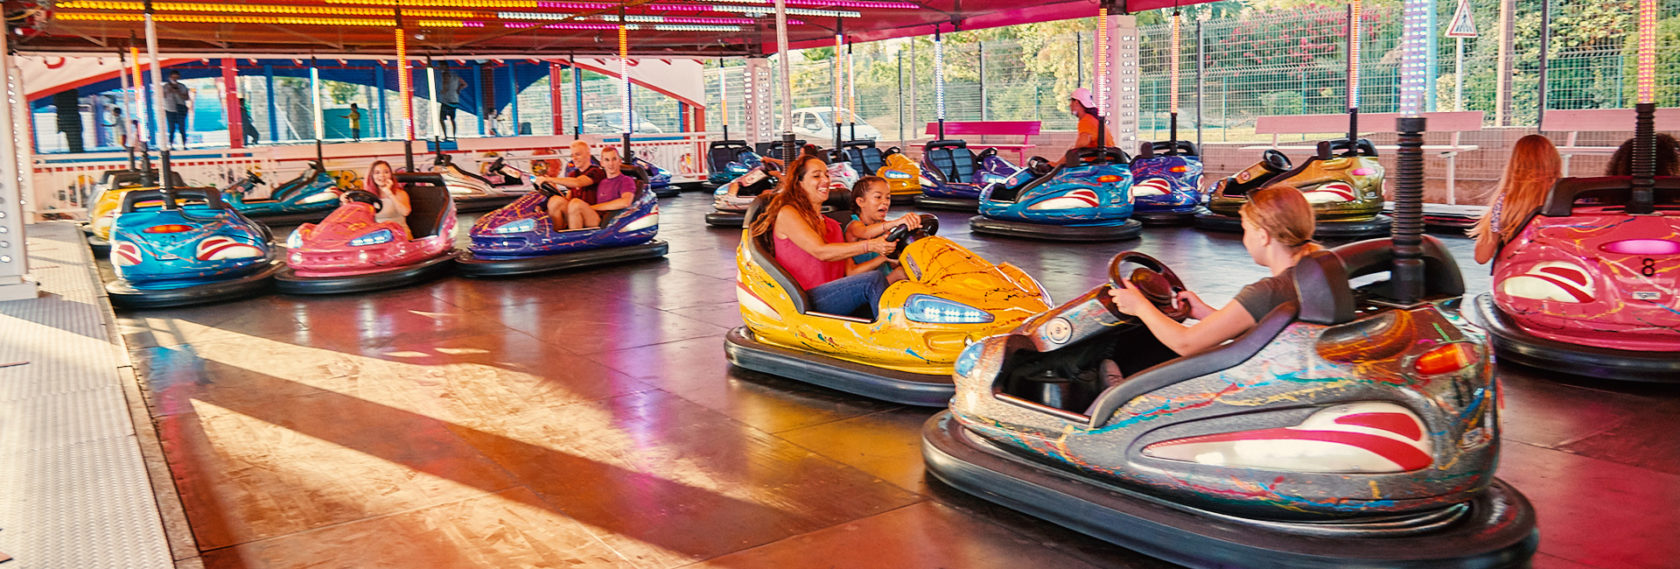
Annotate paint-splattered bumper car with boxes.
[1472,176,1680,381]
[1128,140,1204,225]
[924,242,1537,568]
[223,162,344,226]
[274,183,459,295]
[106,188,280,309]
[457,168,666,277]
[915,142,1019,211]
[1198,139,1389,238]
[437,155,527,213]
[727,202,1053,406]
[971,147,1142,241]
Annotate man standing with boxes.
[239,96,260,145]
[161,71,191,149]
[437,67,464,141]
[52,90,84,153]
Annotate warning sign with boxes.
[1446,0,1478,38]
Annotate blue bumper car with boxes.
[457,167,667,277]
[634,156,682,198]
[970,147,1143,241]
[106,187,280,309]
[707,140,755,187]
[915,142,1020,212]
[223,161,343,226]
[1128,140,1204,225]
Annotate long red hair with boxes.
[749,154,831,241]
[365,160,403,197]
[1469,135,1560,245]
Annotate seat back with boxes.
[103,169,186,189]
[924,139,977,184]
[708,140,752,171]
[743,198,811,314]
[757,140,808,163]
[841,140,883,175]
[1540,176,1680,217]
[404,184,452,238]
[121,187,228,213]
[1326,237,1465,314]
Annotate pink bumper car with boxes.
[274,183,460,294]
[1473,176,1680,381]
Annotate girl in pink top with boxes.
[748,155,901,318]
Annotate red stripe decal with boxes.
[1333,412,1423,441]
[1152,428,1433,471]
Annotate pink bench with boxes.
[1542,108,1680,175]
[1242,111,1484,204]
[924,121,1041,162]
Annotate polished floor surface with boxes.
[110,194,1680,569]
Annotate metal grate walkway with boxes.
[0,223,174,569]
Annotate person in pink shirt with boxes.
[747,154,901,318]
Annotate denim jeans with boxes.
[165,110,187,146]
[807,271,888,319]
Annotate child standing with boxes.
[348,103,363,142]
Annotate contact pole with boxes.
[719,58,729,141]
[619,18,632,160]
[774,0,795,160]
[143,0,172,194]
[396,8,414,171]
[833,19,844,150]
[1346,0,1362,156]
[848,39,857,143]
[934,25,944,140]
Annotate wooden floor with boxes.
[108,193,1680,569]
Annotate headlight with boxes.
[905,294,994,324]
[493,219,536,235]
[884,170,911,180]
[349,229,394,246]
[286,230,303,248]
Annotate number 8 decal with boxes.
[1643,258,1657,277]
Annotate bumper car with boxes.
[436,154,526,213]
[106,187,281,309]
[727,202,1054,406]
[457,167,666,277]
[925,243,1537,568]
[914,142,1020,211]
[1472,176,1680,381]
[706,140,755,186]
[223,161,344,226]
[971,147,1143,242]
[706,163,780,228]
[633,156,681,198]
[1128,141,1204,225]
[85,169,192,256]
[756,139,808,164]
[1197,139,1390,239]
[876,148,925,204]
[274,182,459,295]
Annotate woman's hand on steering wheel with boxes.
[1175,290,1214,320]
[1104,251,1192,321]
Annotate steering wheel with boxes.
[488,157,506,173]
[884,146,903,157]
[979,147,999,161]
[1026,156,1054,177]
[344,189,383,212]
[537,181,567,198]
[1262,149,1292,171]
[1104,251,1191,321]
[883,214,940,259]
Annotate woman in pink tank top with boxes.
[749,155,902,318]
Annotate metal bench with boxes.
[1542,108,1680,176]
[923,121,1041,163]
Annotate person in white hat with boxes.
[1052,87,1116,167]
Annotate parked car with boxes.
[784,107,879,142]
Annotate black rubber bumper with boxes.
[1132,209,1198,226]
[456,240,668,278]
[705,211,746,228]
[274,252,458,295]
[921,412,1539,569]
[453,194,521,214]
[243,209,334,227]
[724,326,955,407]
[1471,293,1680,382]
[969,216,1143,242]
[913,195,980,212]
[891,194,919,205]
[654,186,681,199]
[674,181,710,192]
[106,260,282,310]
[1195,208,1391,239]
[87,234,111,257]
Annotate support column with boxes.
[550,61,566,135]
[374,62,387,139]
[11,50,36,221]
[264,65,279,143]
[1494,0,1514,126]
[223,58,243,149]
[744,56,773,145]
[1106,14,1141,153]
[504,63,520,135]
[0,29,38,300]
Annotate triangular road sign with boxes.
[1446,0,1479,38]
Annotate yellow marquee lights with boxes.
[52,0,471,17]
[56,12,397,26]
[325,0,541,7]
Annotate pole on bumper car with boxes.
[396,8,414,171]
[143,0,173,198]
[1629,0,1658,215]
[934,24,945,140]
[774,0,796,161]
[619,17,633,160]
[1392,0,1431,304]
[1344,0,1361,157]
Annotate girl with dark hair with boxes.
[1606,133,1680,177]
[748,155,900,318]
